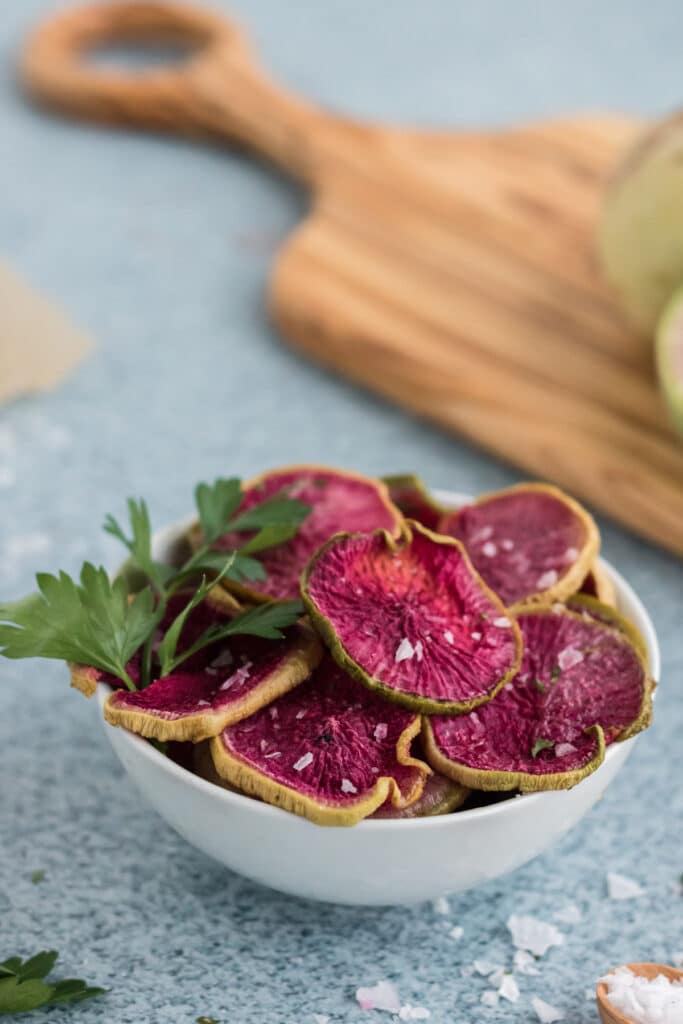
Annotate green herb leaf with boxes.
[104,499,173,594]
[30,870,45,885]
[163,600,304,675]
[531,737,555,758]
[49,979,107,1005]
[533,678,546,693]
[550,665,562,684]
[196,1017,221,1024]
[194,478,242,544]
[224,495,310,535]
[157,560,234,678]
[237,523,299,556]
[0,567,160,690]
[0,976,54,1014]
[0,952,105,1015]
[12,951,58,981]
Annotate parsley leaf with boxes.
[30,870,45,885]
[533,678,546,693]
[194,478,243,544]
[0,951,105,1014]
[0,567,160,691]
[550,665,562,684]
[104,499,174,595]
[531,737,555,758]
[162,600,304,675]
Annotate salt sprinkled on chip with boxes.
[537,569,559,590]
[554,743,578,758]
[471,631,482,641]
[432,896,450,915]
[507,915,564,957]
[482,541,498,558]
[374,723,388,742]
[493,617,511,628]
[341,778,357,794]
[531,995,564,1022]
[355,980,401,1013]
[558,647,584,671]
[498,975,520,1004]
[553,903,583,925]
[514,950,540,975]
[398,1005,431,1021]
[607,871,645,900]
[414,640,424,662]
[501,539,514,551]
[395,638,415,663]
[292,752,314,772]
[480,990,499,1008]
[443,631,454,645]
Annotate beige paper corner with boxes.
[0,260,94,404]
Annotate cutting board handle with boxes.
[20,0,330,183]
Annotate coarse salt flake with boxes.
[499,974,520,1004]
[355,980,401,1013]
[514,950,540,975]
[374,723,388,742]
[558,647,584,671]
[432,895,449,915]
[264,751,281,759]
[480,990,499,1008]
[471,631,482,641]
[507,914,564,957]
[531,996,564,1022]
[414,640,424,662]
[564,547,579,562]
[292,752,314,772]
[341,778,357,794]
[449,926,464,940]
[313,1016,330,1024]
[493,616,511,628]
[554,742,578,758]
[537,569,559,590]
[553,903,582,924]
[607,871,645,900]
[444,630,454,645]
[474,961,504,977]
[398,1006,431,1021]
[482,541,498,558]
[501,538,514,551]
[395,638,415,663]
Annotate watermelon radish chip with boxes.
[204,466,403,602]
[423,606,653,792]
[72,593,322,742]
[439,483,599,609]
[303,521,523,714]
[210,654,429,826]
[382,473,448,532]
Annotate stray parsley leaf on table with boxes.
[0,951,105,1015]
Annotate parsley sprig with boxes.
[0,478,310,691]
[0,951,105,1015]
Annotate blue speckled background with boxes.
[1,2,682,1021]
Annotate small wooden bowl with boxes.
[597,962,683,1024]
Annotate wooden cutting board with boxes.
[20,1,683,555]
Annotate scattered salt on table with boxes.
[600,966,683,1024]
[531,995,564,1022]
[507,914,564,957]
[607,871,645,900]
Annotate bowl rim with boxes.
[97,487,661,832]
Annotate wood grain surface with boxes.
[20,1,683,555]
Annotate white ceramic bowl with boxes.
[97,490,660,906]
